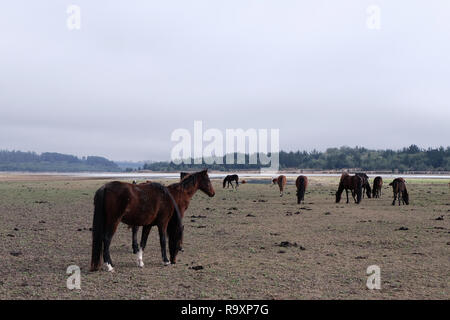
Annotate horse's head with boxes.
[335,191,341,203]
[198,169,215,197]
[402,189,409,205]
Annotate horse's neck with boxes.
[170,182,199,210]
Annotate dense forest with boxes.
[0,150,120,172]
[143,145,450,172]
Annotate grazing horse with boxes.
[272,178,278,185]
[90,182,183,272]
[372,176,383,198]
[223,174,239,189]
[180,172,190,180]
[335,173,363,204]
[131,169,215,264]
[355,173,372,198]
[277,175,287,197]
[295,175,308,204]
[389,178,409,206]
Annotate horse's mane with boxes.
[173,171,198,190]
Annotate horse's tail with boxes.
[167,190,182,231]
[90,186,106,271]
[223,177,227,188]
[166,188,183,261]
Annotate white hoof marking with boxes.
[105,263,114,272]
[135,249,144,268]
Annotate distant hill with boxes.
[0,150,121,172]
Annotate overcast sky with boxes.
[1,1,449,161]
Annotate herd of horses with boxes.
[90,170,409,272]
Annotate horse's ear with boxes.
[201,169,208,174]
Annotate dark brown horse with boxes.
[180,172,190,180]
[223,174,239,189]
[90,182,183,272]
[277,175,287,197]
[355,173,371,198]
[372,176,383,198]
[295,175,308,204]
[131,170,215,263]
[335,172,363,204]
[389,178,409,206]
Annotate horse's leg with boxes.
[103,221,120,272]
[345,189,349,203]
[392,191,396,205]
[131,226,144,268]
[158,224,170,266]
[138,225,152,267]
[351,189,357,203]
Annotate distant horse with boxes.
[389,178,409,206]
[372,176,383,198]
[223,174,239,189]
[90,182,183,272]
[272,178,278,185]
[335,173,363,204]
[131,169,215,264]
[355,173,372,198]
[295,175,308,204]
[180,172,190,180]
[241,180,247,184]
[277,175,287,197]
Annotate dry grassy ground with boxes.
[0,175,449,299]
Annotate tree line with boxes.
[143,145,450,172]
[0,150,120,172]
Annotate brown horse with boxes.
[372,176,383,198]
[180,172,190,180]
[90,182,183,272]
[277,175,287,197]
[389,178,409,206]
[335,173,363,204]
[356,172,372,198]
[295,175,308,204]
[272,178,278,185]
[223,174,239,189]
[131,169,215,263]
